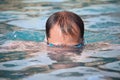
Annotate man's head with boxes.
[46,11,84,46]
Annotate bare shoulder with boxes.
[0,40,47,52]
[84,42,120,51]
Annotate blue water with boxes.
[0,0,120,80]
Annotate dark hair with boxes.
[46,11,84,39]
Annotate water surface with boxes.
[0,0,120,80]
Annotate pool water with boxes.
[0,0,120,80]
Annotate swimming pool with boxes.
[0,0,120,80]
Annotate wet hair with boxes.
[46,11,84,39]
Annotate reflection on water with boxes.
[0,45,120,80]
[0,0,120,80]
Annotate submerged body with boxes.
[0,41,120,80]
[0,40,119,53]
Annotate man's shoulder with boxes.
[84,42,120,51]
[0,41,47,52]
